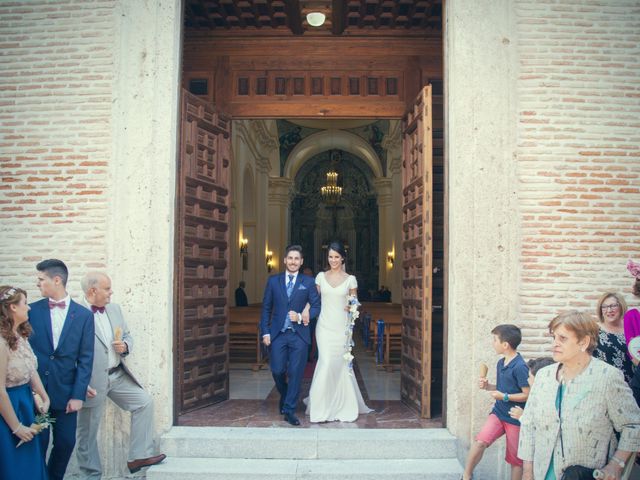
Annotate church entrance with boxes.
[173,0,445,426]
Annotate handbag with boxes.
[560,465,596,480]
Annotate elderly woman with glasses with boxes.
[593,292,634,385]
[519,311,640,480]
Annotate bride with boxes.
[304,241,373,422]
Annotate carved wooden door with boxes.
[400,85,433,418]
[175,90,231,416]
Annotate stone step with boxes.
[147,457,463,480]
[160,427,459,460]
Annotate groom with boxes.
[260,244,320,425]
[29,259,95,480]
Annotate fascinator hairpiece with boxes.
[627,259,640,280]
[0,287,17,302]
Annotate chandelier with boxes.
[321,168,342,205]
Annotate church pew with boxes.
[360,302,402,371]
[228,306,266,370]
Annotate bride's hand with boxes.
[302,305,311,326]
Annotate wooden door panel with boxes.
[400,86,433,418]
[175,90,231,416]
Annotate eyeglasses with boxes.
[601,303,620,311]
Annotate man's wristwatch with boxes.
[610,456,626,469]
[503,393,509,402]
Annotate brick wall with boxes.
[516,0,640,355]
[0,0,115,295]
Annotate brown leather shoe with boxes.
[127,453,167,473]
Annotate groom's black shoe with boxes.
[284,412,300,426]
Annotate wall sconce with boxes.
[387,251,394,267]
[266,251,274,273]
[240,238,248,270]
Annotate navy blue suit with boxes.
[29,298,95,480]
[260,272,320,413]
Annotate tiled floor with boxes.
[179,343,442,429]
[229,343,400,401]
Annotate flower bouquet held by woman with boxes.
[343,293,360,371]
[16,410,55,448]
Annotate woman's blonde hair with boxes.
[595,292,627,323]
[548,310,599,354]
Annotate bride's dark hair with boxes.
[328,241,347,264]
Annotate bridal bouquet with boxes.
[16,413,55,448]
[343,294,361,373]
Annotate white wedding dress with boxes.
[305,272,373,422]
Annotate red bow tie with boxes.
[48,300,66,309]
[91,305,105,314]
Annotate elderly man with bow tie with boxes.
[27,259,95,480]
[76,271,165,478]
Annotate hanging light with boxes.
[321,168,342,205]
[306,12,326,27]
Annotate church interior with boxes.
[176,0,445,425]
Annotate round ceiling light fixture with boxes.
[306,12,326,27]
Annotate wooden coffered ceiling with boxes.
[184,0,442,36]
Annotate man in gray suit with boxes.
[76,272,165,478]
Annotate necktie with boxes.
[286,274,294,298]
[91,305,105,314]
[49,300,66,309]
[283,275,295,331]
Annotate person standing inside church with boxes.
[77,271,165,477]
[235,281,249,307]
[28,259,95,480]
[260,245,321,426]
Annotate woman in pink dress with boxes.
[624,259,640,406]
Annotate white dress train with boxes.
[305,272,373,422]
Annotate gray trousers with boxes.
[76,369,154,479]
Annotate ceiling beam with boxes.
[332,0,345,35]
[285,0,304,35]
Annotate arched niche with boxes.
[290,150,379,296]
[283,129,384,180]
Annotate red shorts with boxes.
[475,413,522,467]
